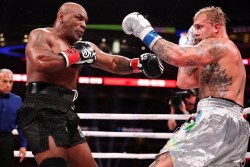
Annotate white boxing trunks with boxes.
[157,97,250,167]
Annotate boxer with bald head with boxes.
[123,6,249,167]
[18,2,163,167]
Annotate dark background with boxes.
[0,0,250,166]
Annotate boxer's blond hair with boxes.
[194,6,227,26]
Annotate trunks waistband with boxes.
[198,97,243,113]
[27,82,77,101]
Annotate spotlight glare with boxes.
[102,38,106,42]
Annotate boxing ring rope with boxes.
[76,107,250,120]
[12,151,250,159]
[77,113,190,120]
[14,151,157,159]
[13,130,171,139]
[13,107,250,159]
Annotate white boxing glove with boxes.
[122,12,162,50]
[185,26,197,46]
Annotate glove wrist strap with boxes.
[59,48,80,67]
[130,58,142,73]
[141,28,162,50]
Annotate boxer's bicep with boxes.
[26,29,64,69]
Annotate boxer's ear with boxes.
[214,23,220,34]
[57,12,64,23]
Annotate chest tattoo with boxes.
[200,63,232,97]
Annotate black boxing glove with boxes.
[60,41,96,67]
[73,41,96,65]
[130,53,164,78]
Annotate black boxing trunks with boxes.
[18,82,86,155]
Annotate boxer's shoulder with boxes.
[29,28,53,37]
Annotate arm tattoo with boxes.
[183,67,198,76]
[208,40,225,58]
[32,31,57,59]
[33,31,46,47]
[154,43,174,64]
[195,47,205,56]
[185,59,199,66]
[201,40,225,62]
[185,45,206,67]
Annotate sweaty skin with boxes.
[152,14,245,106]
[147,7,247,167]
[25,3,134,167]
[26,3,133,90]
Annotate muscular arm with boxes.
[90,43,133,75]
[152,38,225,68]
[177,67,199,89]
[25,28,65,72]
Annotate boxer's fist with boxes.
[130,53,164,78]
[73,41,96,65]
[185,26,196,46]
[122,12,151,37]
[122,12,162,50]
[60,41,96,67]
[140,53,164,78]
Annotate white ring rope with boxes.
[13,130,171,139]
[14,151,157,159]
[79,131,172,139]
[78,107,250,120]
[13,108,250,159]
[78,113,190,120]
[13,151,250,159]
